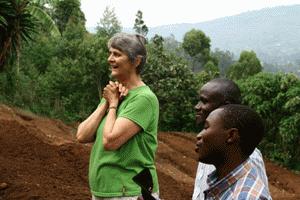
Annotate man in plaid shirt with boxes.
[195,104,271,199]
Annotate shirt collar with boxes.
[205,158,252,197]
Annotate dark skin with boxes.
[194,82,227,126]
[194,81,245,180]
[196,108,247,180]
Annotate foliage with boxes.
[227,50,262,80]
[35,24,109,121]
[182,29,211,64]
[211,48,235,76]
[182,29,210,57]
[203,60,220,78]
[28,0,60,36]
[0,19,110,122]
[0,0,36,70]
[96,6,121,38]
[0,0,11,27]
[52,0,85,33]
[20,34,56,74]
[194,61,220,90]
[143,35,198,131]
[133,10,148,37]
[163,34,181,53]
[181,29,218,72]
[0,0,59,71]
[238,72,300,169]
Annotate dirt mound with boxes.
[1,104,300,200]
[0,105,90,200]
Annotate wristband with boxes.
[108,106,117,110]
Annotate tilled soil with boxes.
[0,104,300,200]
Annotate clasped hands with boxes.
[103,81,129,108]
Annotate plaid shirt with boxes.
[204,158,272,200]
[193,148,269,200]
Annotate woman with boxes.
[76,33,160,200]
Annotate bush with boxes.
[238,72,300,169]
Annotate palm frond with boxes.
[31,0,58,6]
[0,16,7,27]
[29,5,60,36]
[0,0,13,28]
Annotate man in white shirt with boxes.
[192,78,269,200]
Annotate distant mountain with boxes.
[88,5,300,67]
[146,5,300,66]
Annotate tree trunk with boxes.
[0,37,12,71]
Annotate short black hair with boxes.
[209,78,241,104]
[219,104,264,156]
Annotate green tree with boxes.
[163,34,181,53]
[0,0,59,71]
[133,10,148,37]
[20,34,56,74]
[182,29,214,72]
[29,0,60,36]
[182,29,210,57]
[1,10,110,121]
[34,23,110,121]
[1,0,111,124]
[52,0,85,33]
[204,60,220,78]
[238,72,300,169]
[211,48,235,76]
[143,35,198,131]
[194,61,220,88]
[0,0,10,27]
[227,50,262,80]
[151,34,164,53]
[96,6,121,37]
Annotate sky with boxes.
[81,0,300,28]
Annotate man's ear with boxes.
[226,128,240,144]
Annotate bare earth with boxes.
[0,104,300,200]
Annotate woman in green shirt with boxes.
[76,33,160,200]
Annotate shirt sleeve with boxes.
[249,148,269,191]
[192,162,216,200]
[118,95,154,131]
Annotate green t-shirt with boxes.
[89,85,159,197]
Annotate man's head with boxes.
[195,78,241,125]
[195,104,264,165]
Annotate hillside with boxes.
[88,5,300,69]
[147,5,300,66]
[1,104,300,199]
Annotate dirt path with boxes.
[1,104,300,200]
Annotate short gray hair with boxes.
[107,32,147,74]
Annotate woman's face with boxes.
[107,47,135,79]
